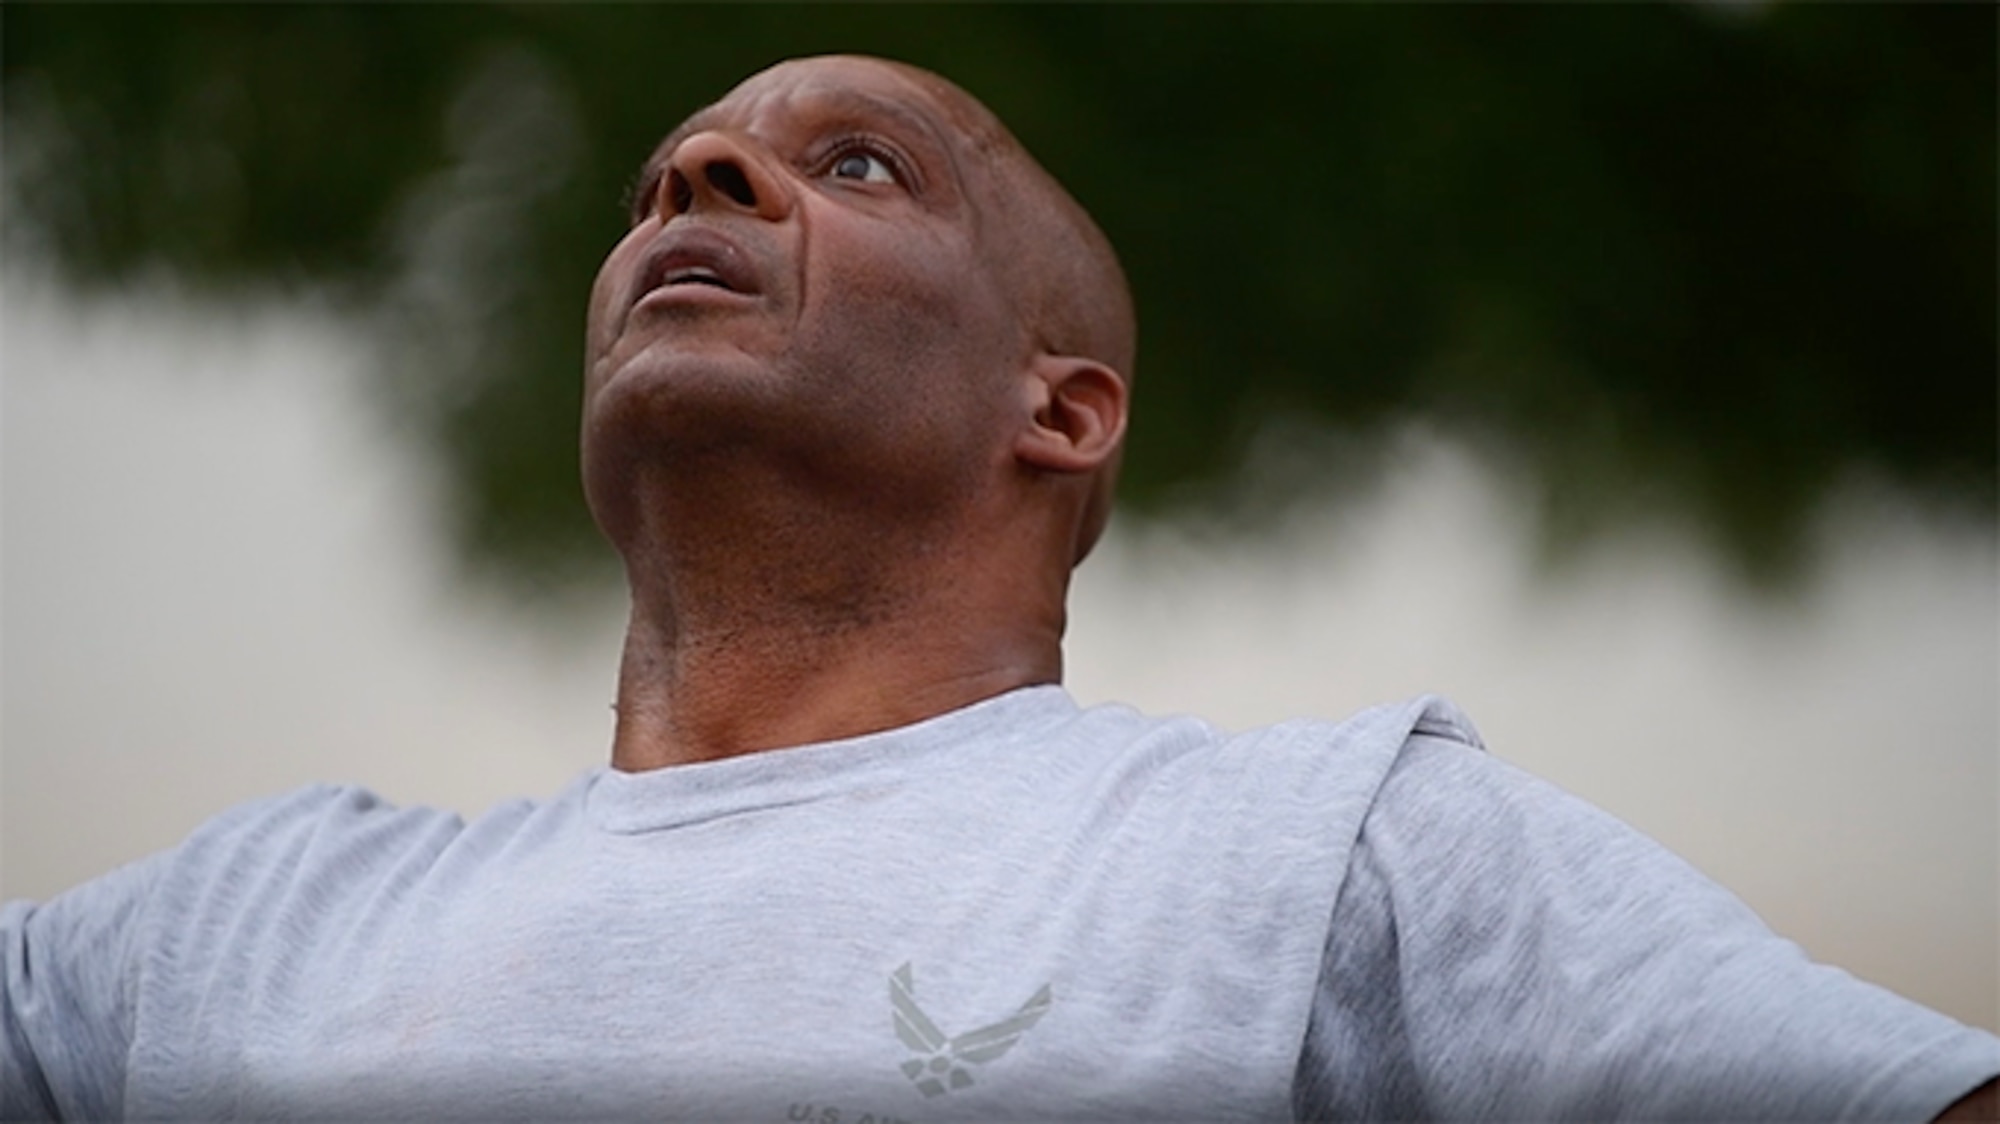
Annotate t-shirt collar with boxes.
[585,684,1079,834]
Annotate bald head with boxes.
[589,55,1134,572]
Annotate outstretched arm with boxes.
[1298,732,2000,1122]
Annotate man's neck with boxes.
[609,614,1057,772]
[605,513,1067,772]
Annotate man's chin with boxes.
[582,349,799,474]
[590,337,775,404]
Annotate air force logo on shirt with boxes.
[890,963,1053,1097]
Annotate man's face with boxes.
[582,56,1024,536]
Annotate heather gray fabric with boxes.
[5,688,1996,1121]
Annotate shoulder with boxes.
[164,784,468,900]
[119,783,572,1016]
[1070,692,1483,796]
[17,781,574,988]
[151,782,570,932]
[1,786,468,1120]
[1043,692,1487,833]
[1045,694,1489,920]
[8,784,464,930]
[1118,695,1487,851]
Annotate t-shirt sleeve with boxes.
[1295,732,2000,1123]
[2,850,169,1122]
[0,784,409,1122]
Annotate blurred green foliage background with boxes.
[5,4,1992,594]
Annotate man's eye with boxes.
[831,150,897,184]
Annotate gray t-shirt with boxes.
[5,689,1996,1121]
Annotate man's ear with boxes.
[1014,353,1128,474]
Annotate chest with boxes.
[128,805,1333,1120]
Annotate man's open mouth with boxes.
[636,229,761,307]
[662,265,734,290]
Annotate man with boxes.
[5,55,1996,1122]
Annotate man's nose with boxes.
[658,132,793,223]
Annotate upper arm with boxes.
[1300,733,2000,1122]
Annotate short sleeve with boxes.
[1296,733,2000,1122]
[3,850,168,1122]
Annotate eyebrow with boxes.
[806,88,958,164]
[624,87,963,222]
